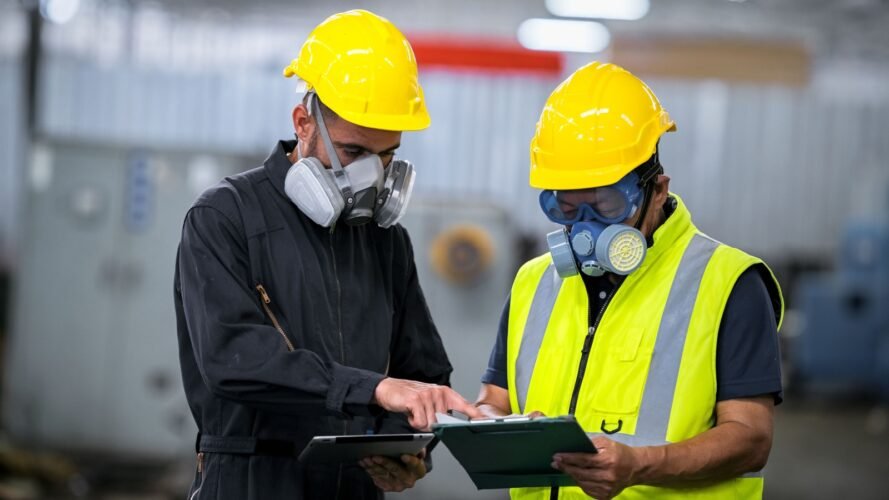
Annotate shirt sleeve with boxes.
[385,227,453,386]
[376,227,453,462]
[177,205,384,418]
[715,266,784,405]
[480,295,511,389]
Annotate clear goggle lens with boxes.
[539,172,642,225]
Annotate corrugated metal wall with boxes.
[36,53,889,259]
[6,3,889,263]
[652,80,889,258]
[38,55,296,154]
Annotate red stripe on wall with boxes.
[408,35,563,76]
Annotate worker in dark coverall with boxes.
[174,10,482,499]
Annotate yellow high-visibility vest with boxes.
[506,195,783,499]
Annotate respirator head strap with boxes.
[632,145,664,241]
[310,92,355,208]
[634,144,664,187]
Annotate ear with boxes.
[292,104,313,143]
[652,174,671,208]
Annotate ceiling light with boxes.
[545,0,650,21]
[39,0,80,24]
[518,18,611,53]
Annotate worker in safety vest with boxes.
[475,62,784,499]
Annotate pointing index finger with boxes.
[446,393,484,419]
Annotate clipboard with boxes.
[432,415,596,490]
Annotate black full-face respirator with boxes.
[283,93,415,228]
[540,152,663,278]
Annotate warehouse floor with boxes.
[0,396,889,500]
[766,397,889,499]
[403,396,889,500]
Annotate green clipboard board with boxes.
[432,416,597,490]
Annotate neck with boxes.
[287,141,300,165]
[650,208,667,235]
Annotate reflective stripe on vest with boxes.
[515,264,563,412]
[515,234,764,480]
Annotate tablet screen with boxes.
[298,433,435,464]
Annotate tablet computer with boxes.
[298,433,435,465]
[432,416,596,490]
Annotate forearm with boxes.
[474,383,511,418]
[203,350,385,418]
[633,399,773,487]
[475,403,510,418]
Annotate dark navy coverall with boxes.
[174,140,452,499]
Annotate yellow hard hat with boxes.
[283,9,430,131]
[529,62,676,190]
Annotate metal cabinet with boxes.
[3,142,243,459]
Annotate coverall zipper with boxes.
[255,284,295,352]
[328,229,347,498]
[328,231,347,369]
[190,452,205,500]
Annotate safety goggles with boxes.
[539,172,644,225]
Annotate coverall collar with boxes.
[262,139,298,200]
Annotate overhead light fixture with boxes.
[518,18,611,53]
[545,0,650,21]
[39,0,81,24]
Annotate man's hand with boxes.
[373,377,483,431]
[360,452,427,493]
[549,397,775,495]
[552,437,641,500]
[473,384,547,420]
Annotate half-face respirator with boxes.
[284,93,415,228]
[541,172,649,278]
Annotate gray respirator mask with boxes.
[284,93,415,228]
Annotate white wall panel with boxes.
[0,6,25,267]
[0,63,23,267]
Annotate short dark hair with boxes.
[302,92,339,123]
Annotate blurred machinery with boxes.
[792,199,889,401]
[2,0,888,497]
[429,223,497,286]
[1,142,248,499]
[2,153,521,498]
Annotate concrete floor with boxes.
[398,396,889,500]
[2,396,887,499]
[765,398,889,499]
